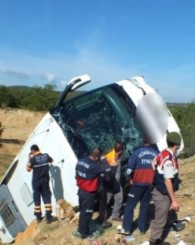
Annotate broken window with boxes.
[52,84,143,159]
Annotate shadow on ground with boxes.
[0,138,25,145]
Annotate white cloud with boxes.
[0,46,194,102]
[59,79,67,88]
[43,72,55,83]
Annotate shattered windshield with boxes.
[51,85,143,159]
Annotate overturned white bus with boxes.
[0,75,183,243]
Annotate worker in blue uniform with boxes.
[27,144,53,224]
[74,148,111,239]
[118,140,158,235]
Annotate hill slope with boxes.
[0,109,195,245]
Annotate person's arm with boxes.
[26,153,33,172]
[48,155,53,164]
[26,163,32,172]
[126,153,137,180]
[151,155,158,170]
[127,152,137,170]
[99,160,111,174]
[164,159,179,212]
[165,178,179,211]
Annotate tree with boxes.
[22,84,59,111]
[0,86,9,107]
[169,103,195,157]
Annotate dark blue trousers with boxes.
[32,180,52,219]
[123,185,152,233]
[33,180,51,205]
[78,189,96,238]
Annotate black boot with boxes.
[35,213,42,223]
[45,212,53,224]
[149,242,157,245]
[150,240,170,245]
[149,240,162,245]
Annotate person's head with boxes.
[30,144,40,154]
[166,132,181,152]
[114,141,124,157]
[142,138,151,145]
[89,148,102,162]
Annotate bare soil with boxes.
[0,108,195,245]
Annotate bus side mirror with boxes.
[55,74,91,108]
[67,74,91,91]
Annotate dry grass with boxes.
[0,152,15,180]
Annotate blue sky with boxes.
[0,0,194,103]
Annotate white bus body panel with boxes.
[2,113,78,226]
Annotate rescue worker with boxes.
[73,148,111,239]
[149,132,181,245]
[118,140,158,235]
[100,141,124,222]
[27,144,53,224]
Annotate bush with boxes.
[169,103,195,157]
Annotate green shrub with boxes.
[169,103,195,157]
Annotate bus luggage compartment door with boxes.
[0,184,27,237]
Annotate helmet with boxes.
[167,132,181,145]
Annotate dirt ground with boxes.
[0,108,195,245]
